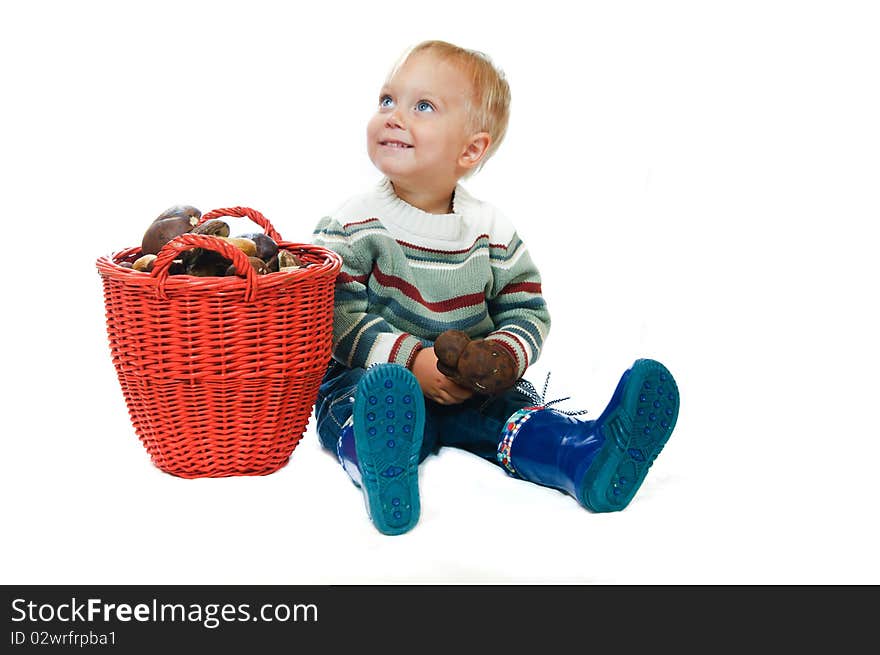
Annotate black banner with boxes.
[1,585,875,651]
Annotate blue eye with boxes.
[416,100,434,112]
[380,95,394,108]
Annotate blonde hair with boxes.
[389,40,511,175]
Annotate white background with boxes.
[2,0,878,584]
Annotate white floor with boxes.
[5,326,876,585]
[2,1,878,585]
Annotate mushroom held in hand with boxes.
[434,329,519,396]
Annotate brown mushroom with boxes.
[154,205,201,222]
[141,215,199,255]
[132,254,158,272]
[433,329,518,396]
[192,220,230,237]
[277,250,303,269]
[186,250,231,277]
[220,236,258,258]
[434,330,472,376]
[224,256,270,277]
[237,232,279,262]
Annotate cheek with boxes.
[366,115,383,139]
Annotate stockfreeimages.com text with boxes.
[10,597,318,629]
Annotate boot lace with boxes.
[514,372,589,416]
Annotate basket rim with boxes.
[96,241,342,294]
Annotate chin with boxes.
[370,158,409,181]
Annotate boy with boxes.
[311,40,679,535]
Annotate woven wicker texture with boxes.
[96,207,342,478]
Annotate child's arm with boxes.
[312,216,425,370]
[483,231,551,378]
[313,216,474,404]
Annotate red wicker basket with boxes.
[95,206,342,478]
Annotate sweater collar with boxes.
[375,177,474,241]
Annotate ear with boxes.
[458,132,492,171]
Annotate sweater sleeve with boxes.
[484,231,551,379]
[311,216,424,370]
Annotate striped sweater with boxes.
[311,177,551,379]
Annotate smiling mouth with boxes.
[380,140,413,148]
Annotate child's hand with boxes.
[411,347,474,405]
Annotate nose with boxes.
[385,107,405,130]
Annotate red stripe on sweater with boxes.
[342,217,382,229]
[397,235,508,255]
[388,333,408,363]
[405,342,423,369]
[337,271,370,284]
[372,264,485,312]
[499,281,542,296]
[489,331,530,369]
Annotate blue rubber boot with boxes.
[336,364,425,535]
[497,359,680,512]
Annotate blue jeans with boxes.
[315,360,537,465]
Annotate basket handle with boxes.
[198,206,283,243]
[151,233,260,302]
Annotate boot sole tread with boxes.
[353,365,425,535]
[581,359,680,512]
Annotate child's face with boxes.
[367,51,476,192]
